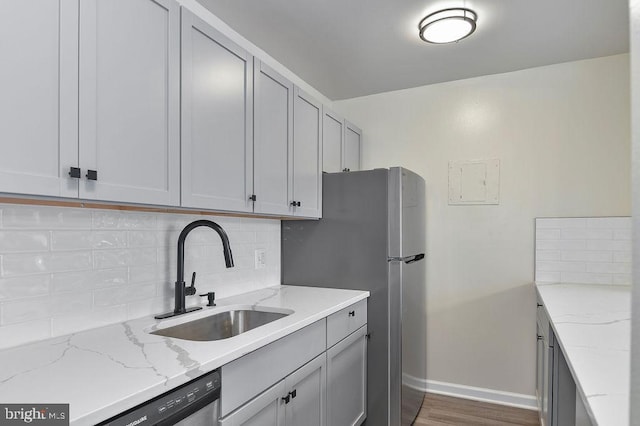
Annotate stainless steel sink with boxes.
[150,308,291,341]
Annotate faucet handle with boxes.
[185,272,197,296]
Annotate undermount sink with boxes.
[150,307,292,341]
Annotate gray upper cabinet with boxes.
[79,0,180,205]
[1,0,180,205]
[0,0,78,198]
[180,8,253,212]
[322,109,344,173]
[253,60,293,216]
[343,120,362,172]
[1,2,353,217]
[292,88,323,218]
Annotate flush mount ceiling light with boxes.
[419,8,477,44]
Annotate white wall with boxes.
[0,204,280,349]
[630,0,640,423]
[335,54,630,401]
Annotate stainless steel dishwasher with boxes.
[98,369,220,426]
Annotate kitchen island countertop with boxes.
[0,285,368,425]
[536,282,630,426]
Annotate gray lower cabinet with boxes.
[219,381,286,426]
[536,300,552,426]
[285,353,327,426]
[220,301,367,426]
[536,296,592,426]
[326,325,367,426]
[219,354,326,426]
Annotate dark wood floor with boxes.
[413,393,540,426]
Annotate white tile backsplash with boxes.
[0,204,281,349]
[0,231,49,252]
[535,217,631,285]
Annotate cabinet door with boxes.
[253,60,293,216]
[552,332,576,426]
[0,0,78,198]
[285,354,326,426]
[343,121,362,172]
[326,326,367,426]
[219,381,286,426]
[181,9,253,212]
[78,0,180,205]
[292,88,322,218]
[536,321,545,417]
[322,109,344,173]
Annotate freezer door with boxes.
[388,167,426,257]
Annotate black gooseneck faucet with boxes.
[155,220,234,319]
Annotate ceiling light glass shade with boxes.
[419,8,477,44]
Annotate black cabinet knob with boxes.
[249,194,257,202]
[348,310,355,317]
[69,167,81,179]
[86,169,98,180]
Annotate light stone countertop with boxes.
[0,285,369,425]
[536,283,631,426]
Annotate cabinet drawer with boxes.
[221,319,326,417]
[327,300,367,348]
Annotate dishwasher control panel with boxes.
[98,369,221,426]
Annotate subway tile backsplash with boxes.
[535,217,631,285]
[0,204,281,349]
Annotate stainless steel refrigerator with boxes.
[281,167,427,426]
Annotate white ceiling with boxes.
[196,0,629,100]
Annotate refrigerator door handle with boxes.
[387,253,425,264]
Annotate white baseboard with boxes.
[403,375,538,411]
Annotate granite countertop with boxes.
[535,283,631,426]
[0,285,369,425]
